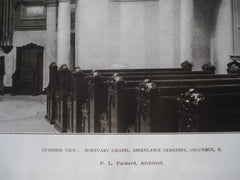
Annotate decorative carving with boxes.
[89,82,94,99]
[93,70,101,78]
[184,117,199,132]
[108,73,124,89]
[100,112,109,133]
[67,98,72,109]
[58,64,69,72]
[73,66,82,73]
[72,67,83,85]
[92,71,105,90]
[201,63,216,74]
[227,60,240,75]
[179,88,205,105]
[139,103,148,122]
[109,95,116,109]
[22,42,44,49]
[72,66,88,100]
[112,73,123,82]
[181,60,193,71]
[1,46,13,54]
[136,79,158,97]
[49,62,57,69]
[58,64,71,95]
[48,62,58,89]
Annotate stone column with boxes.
[45,0,58,88]
[57,0,71,67]
[180,0,194,63]
[45,0,57,62]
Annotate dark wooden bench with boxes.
[177,88,240,132]
[136,80,240,133]
[106,76,240,133]
[102,73,234,133]
[82,67,196,133]
[45,62,92,132]
[48,65,188,132]
[45,60,217,133]
[66,67,91,133]
[54,65,71,132]
[227,60,240,75]
[45,62,58,124]
[82,63,210,133]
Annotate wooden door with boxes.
[12,43,43,95]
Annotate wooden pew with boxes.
[136,79,240,133]
[177,88,240,132]
[82,67,196,133]
[82,63,205,133]
[49,66,181,133]
[45,62,58,124]
[227,60,240,75]
[109,74,237,81]
[54,65,71,132]
[45,60,218,133]
[102,72,227,133]
[106,76,240,133]
[103,74,238,132]
[51,60,213,133]
[66,67,91,133]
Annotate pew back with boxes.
[108,77,240,133]
[177,88,240,132]
[137,83,240,132]
[84,69,210,133]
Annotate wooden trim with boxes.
[14,0,46,31]
[13,43,44,95]
[44,0,58,7]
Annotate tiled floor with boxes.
[0,95,58,133]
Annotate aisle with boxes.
[0,95,58,133]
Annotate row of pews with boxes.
[45,60,240,133]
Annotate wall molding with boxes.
[44,0,58,7]
[14,0,46,30]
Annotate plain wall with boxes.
[75,0,181,69]
[0,48,14,87]
[3,30,49,88]
[75,0,226,71]
[192,0,211,70]
[1,0,235,89]
[210,0,233,74]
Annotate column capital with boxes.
[44,0,58,7]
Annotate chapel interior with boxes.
[0,0,240,133]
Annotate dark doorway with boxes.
[12,43,43,95]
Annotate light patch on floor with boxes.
[0,95,58,133]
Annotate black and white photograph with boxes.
[0,0,240,179]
